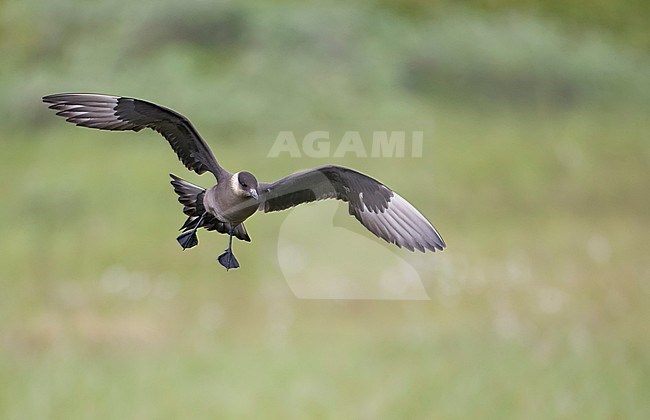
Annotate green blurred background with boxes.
[1,0,649,417]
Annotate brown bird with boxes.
[43,93,446,270]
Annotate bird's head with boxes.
[234,171,259,200]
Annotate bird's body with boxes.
[204,173,259,225]
[43,93,446,270]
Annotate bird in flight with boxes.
[43,93,446,270]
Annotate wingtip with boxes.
[433,232,447,251]
[169,173,182,186]
[432,240,447,252]
[426,237,447,252]
[42,94,57,103]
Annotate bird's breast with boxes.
[203,186,258,225]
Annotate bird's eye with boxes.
[241,183,247,188]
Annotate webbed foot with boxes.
[177,230,199,249]
[217,249,240,270]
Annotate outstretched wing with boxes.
[258,165,446,252]
[43,93,227,180]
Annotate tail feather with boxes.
[169,174,251,242]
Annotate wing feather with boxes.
[259,165,445,252]
[43,93,227,180]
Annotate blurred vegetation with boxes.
[1,0,649,418]
[380,0,650,50]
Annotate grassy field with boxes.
[1,1,649,418]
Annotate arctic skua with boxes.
[43,93,446,270]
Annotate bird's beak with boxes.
[249,189,259,201]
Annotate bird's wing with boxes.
[258,165,445,252]
[43,93,227,180]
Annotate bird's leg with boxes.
[176,213,205,250]
[217,227,240,270]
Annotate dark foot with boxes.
[217,249,240,270]
[177,231,198,249]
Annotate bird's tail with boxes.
[169,174,251,244]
